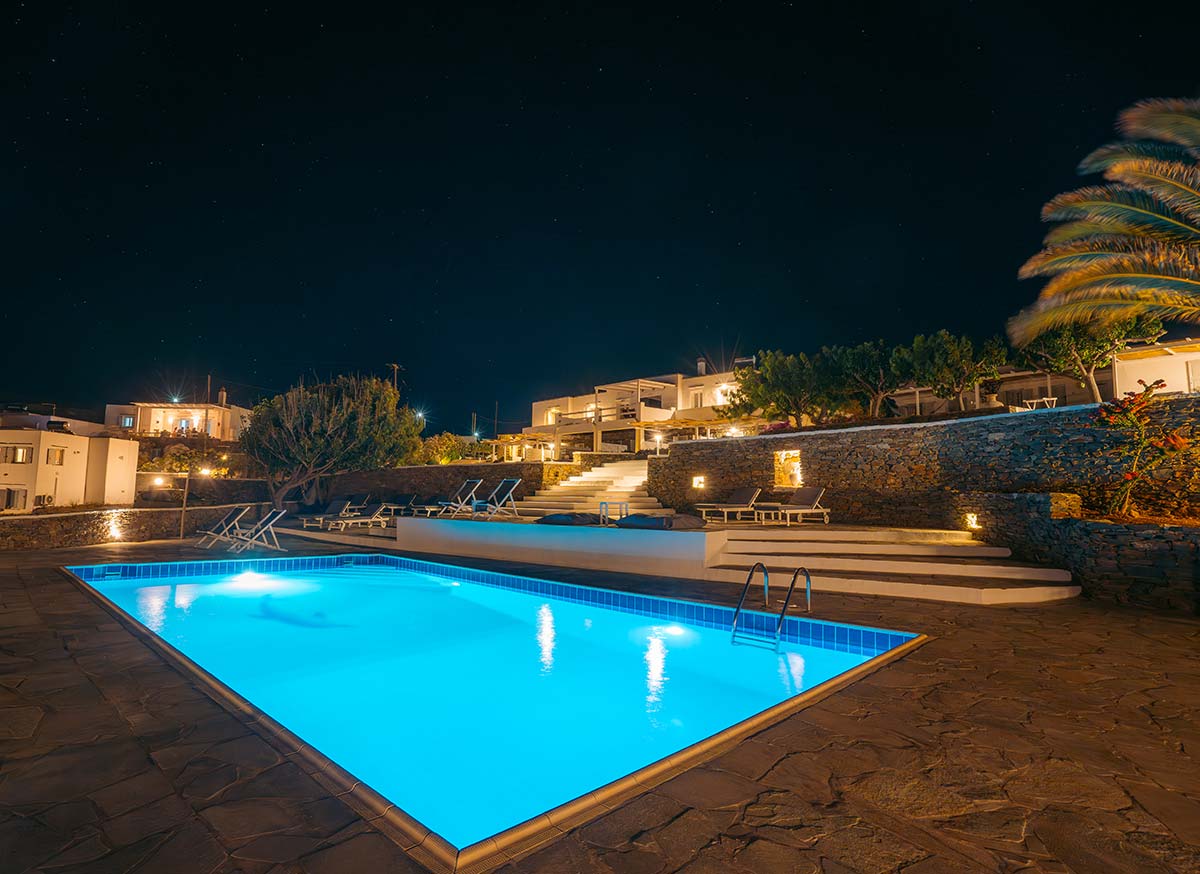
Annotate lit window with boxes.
[46,447,66,466]
[0,445,33,464]
[120,415,134,428]
[692,475,706,489]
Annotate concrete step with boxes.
[715,553,1071,583]
[705,566,1080,605]
[516,506,676,518]
[723,541,1012,558]
[722,526,980,544]
[519,499,667,511]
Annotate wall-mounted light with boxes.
[107,512,122,540]
[965,513,982,530]
[199,468,212,476]
[692,475,706,489]
[153,476,165,486]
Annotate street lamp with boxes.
[654,433,663,456]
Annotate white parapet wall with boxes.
[393,517,728,579]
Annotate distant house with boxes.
[0,406,107,437]
[517,357,755,457]
[105,388,251,441]
[889,337,1200,416]
[0,430,138,513]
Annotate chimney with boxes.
[696,357,707,376]
[217,387,228,407]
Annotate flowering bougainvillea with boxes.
[1094,379,1194,516]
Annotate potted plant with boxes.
[980,378,1004,408]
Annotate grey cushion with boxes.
[535,512,603,526]
[615,514,707,530]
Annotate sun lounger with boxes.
[228,509,288,553]
[470,478,522,518]
[409,496,446,517]
[343,494,371,515]
[755,487,830,525]
[297,499,353,529]
[325,503,389,531]
[694,487,762,522]
[195,506,250,548]
[439,479,483,517]
[382,494,416,517]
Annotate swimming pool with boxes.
[68,553,918,867]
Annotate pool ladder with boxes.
[730,562,811,649]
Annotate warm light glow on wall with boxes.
[107,512,122,540]
[692,475,706,489]
[965,513,982,530]
[776,449,803,486]
[713,383,733,405]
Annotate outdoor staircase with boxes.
[514,459,673,518]
[705,526,1080,605]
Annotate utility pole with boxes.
[493,401,499,439]
[470,411,477,435]
[386,363,401,390]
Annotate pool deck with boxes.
[2,537,1198,873]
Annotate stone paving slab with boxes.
[1,537,1198,873]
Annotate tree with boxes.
[724,349,842,426]
[893,331,1007,411]
[1018,317,1165,403]
[240,375,424,508]
[1010,98,1200,345]
[419,431,476,465]
[1094,379,1195,516]
[822,340,904,418]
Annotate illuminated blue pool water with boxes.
[71,554,914,848]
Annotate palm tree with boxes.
[1009,99,1200,345]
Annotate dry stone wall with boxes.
[0,504,270,552]
[648,398,1200,526]
[953,492,1199,613]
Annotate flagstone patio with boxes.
[1,537,1197,873]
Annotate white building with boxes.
[0,430,138,513]
[890,337,1200,415]
[0,408,107,437]
[520,357,755,456]
[105,388,251,441]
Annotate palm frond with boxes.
[1009,287,1200,345]
[1103,158,1200,223]
[1078,140,1199,174]
[1042,185,1200,241]
[1118,98,1200,148]
[1043,221,1139,244]
[1038,247,1200,299]
[1019,237,1160,278]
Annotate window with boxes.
[120,415,134,428]
[2,488,27,510]
[0,445,33,464]
[689,389,704,409]
[46,447,65,465]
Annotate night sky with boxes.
[5,3,1199,434]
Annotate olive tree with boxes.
[240,375,424,508]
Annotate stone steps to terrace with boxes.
[515,459,673,518]
[707,525,1078,604]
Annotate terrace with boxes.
[3,534,1197,873]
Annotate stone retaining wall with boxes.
[953,492,1200,613]
[327,452,636,505]
[648,398,1200,525]
[0,504,270,552]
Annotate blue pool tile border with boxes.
[68,553,916,658]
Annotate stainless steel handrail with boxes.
[730,561,768,641]
[775,566,811,640]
